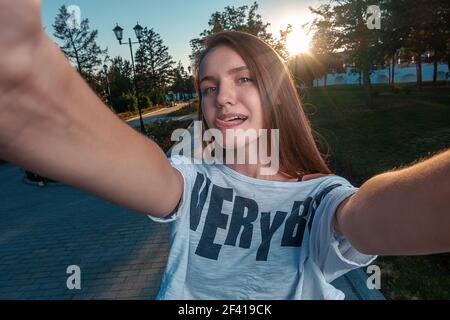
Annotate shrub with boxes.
[142,119,192,152]
[114,93,138,113]
[139,96,152,109]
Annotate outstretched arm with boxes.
[0,0,182,217]
[335,148,450,256]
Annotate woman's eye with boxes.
[238,77,253,83]
[202,87,216,95]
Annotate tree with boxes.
[185,74,195,99]
[52,5,107,79]
[288,53,320,90]
[170,61,189,100]
[108,56,133,98]
[340,1,381,105]
[308,4,340,87]
[135,27,175,106]
[403,0,431,90]
[305,0,449,95]
[387,0,446,89]
[378,0,410,87]
[190,2,291,63]
[309,0,381,106]
[425,0,450,87]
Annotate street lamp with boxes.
[133,23,143,41]
[103,64,114,113]
[113,22,146,134]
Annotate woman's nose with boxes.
[216,83,236,108]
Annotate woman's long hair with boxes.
[193,31,332,179]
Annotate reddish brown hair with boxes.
[193,31,332,178]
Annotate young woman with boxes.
[0,1,449,299]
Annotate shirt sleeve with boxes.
[147,155,196,224]
[308,177,377,283]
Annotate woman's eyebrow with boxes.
[200,66,249,83]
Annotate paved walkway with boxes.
[0,163,169,300]
[0,163,384,300]
[125,102,195,127]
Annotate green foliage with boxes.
[108,56,133,97]
[288,53,323,89]
[52,5,107,77]
[190,1,291,62]
[307,0,450,96]
[150,90,165,106]
[140,120,192,152]
[139,95,152,109]
[135,27,175,105]
[114,93,138,113]
[170,61,195,98]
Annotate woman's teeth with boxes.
[224,116,248,122]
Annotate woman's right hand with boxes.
[0,0,45,89]
[0,0,183,218]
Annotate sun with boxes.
[286,27,311,56]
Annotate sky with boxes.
[41,0,320,70]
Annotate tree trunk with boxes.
[416,53,422,90]
[447,56,450,78]
[68,30,83,76]
[324,73,327,88]
[363,69,372,107]
[433,49,438,87]
[388,61,391,85]
[361,55,372,107]
[391,53,396,87]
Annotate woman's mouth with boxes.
[215,113,249,129]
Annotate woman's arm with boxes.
[335,148,450,255]
[0,1,182,217]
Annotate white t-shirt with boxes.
[148,155,377,299]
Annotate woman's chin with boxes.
[224,136,258,151]
[204,125,260,151]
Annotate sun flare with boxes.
[286,27,311,56]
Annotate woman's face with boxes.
[199,45,264,149]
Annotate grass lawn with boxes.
[304,84,450,299]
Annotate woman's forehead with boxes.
[200,45,247,75]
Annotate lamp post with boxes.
[187,66,192,109]
[113,22,146,134]
[103,64,114,113]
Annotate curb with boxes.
[344,267,386,300]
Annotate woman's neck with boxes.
[221,138,298,182]
[226,163,298,182]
